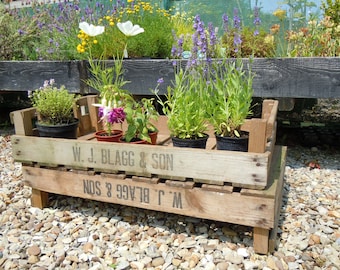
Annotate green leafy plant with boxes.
[154,69,209,139]
[124,97,159,143]
[208,60,253,138]
[30,79,78,125]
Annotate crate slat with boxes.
[21,149,280,230]
[12,135,270,188]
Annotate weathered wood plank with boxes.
[0,61,84,93]
[1,58,339,98]
[22,166,275,229]
[10,107,36,136]
[253,228,270,254]
[12,135,270,188]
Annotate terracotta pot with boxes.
[149,131,158,145]
[94,130,123,142]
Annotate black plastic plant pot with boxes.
[36,119,79,139]
[215,134,249,152]
[171,134,209,149]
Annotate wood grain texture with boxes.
[22,165,275,229]
[12,135,270,188]
[0,61,83,92]
[1,58,339,97]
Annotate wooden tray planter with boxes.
[11,98,286,254]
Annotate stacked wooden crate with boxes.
[10,97,286,254]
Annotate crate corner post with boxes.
[31,188,49,209]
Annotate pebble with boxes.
[27,245,41,256]
[0,135,340,269]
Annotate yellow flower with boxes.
[264,35,274,45]
[273,9,286,20]
[77,44,85,53]
[93,40,98,44]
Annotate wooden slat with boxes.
[74,95,98,136]
[13,135,270,188]
[10,108,36,136]
[241,119,267,153]
[241,146,287,197]
[86,95,102,132]
[22,166,276,229]
[262,100,279,140]
[201,184,233,193]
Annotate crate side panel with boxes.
[13,135,270,188]
[22,166,275,228]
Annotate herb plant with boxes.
[30,79,78,125]
[208,60,253,138]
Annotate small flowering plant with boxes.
[95,98,127,136]
[78,18,159,140]
[30,79,78,126]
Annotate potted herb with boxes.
[208,60,254,151]
[123,97,159,144]
[154,69,210,149]
[153,15,220,149]
[30,79,79,139]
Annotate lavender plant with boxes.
[221,7,275,58]
[154,15,218,139]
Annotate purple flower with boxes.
[253,7,261,26]
[108,107,126,124]
[98,107,104,118]
[253,7,261,36]
[233,9,242,52]
[18,29,25,35]
[222,13,229,33]
[157,78,164,84]
[233,9,241,30]
[171,46,177,58]
[208,22,217,47]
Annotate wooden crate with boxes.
[11,98,286,254]
[11,99,278,189]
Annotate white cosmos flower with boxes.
[79,21,105,37]
[117,21,144,37]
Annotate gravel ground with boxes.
[0,134,339,270]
